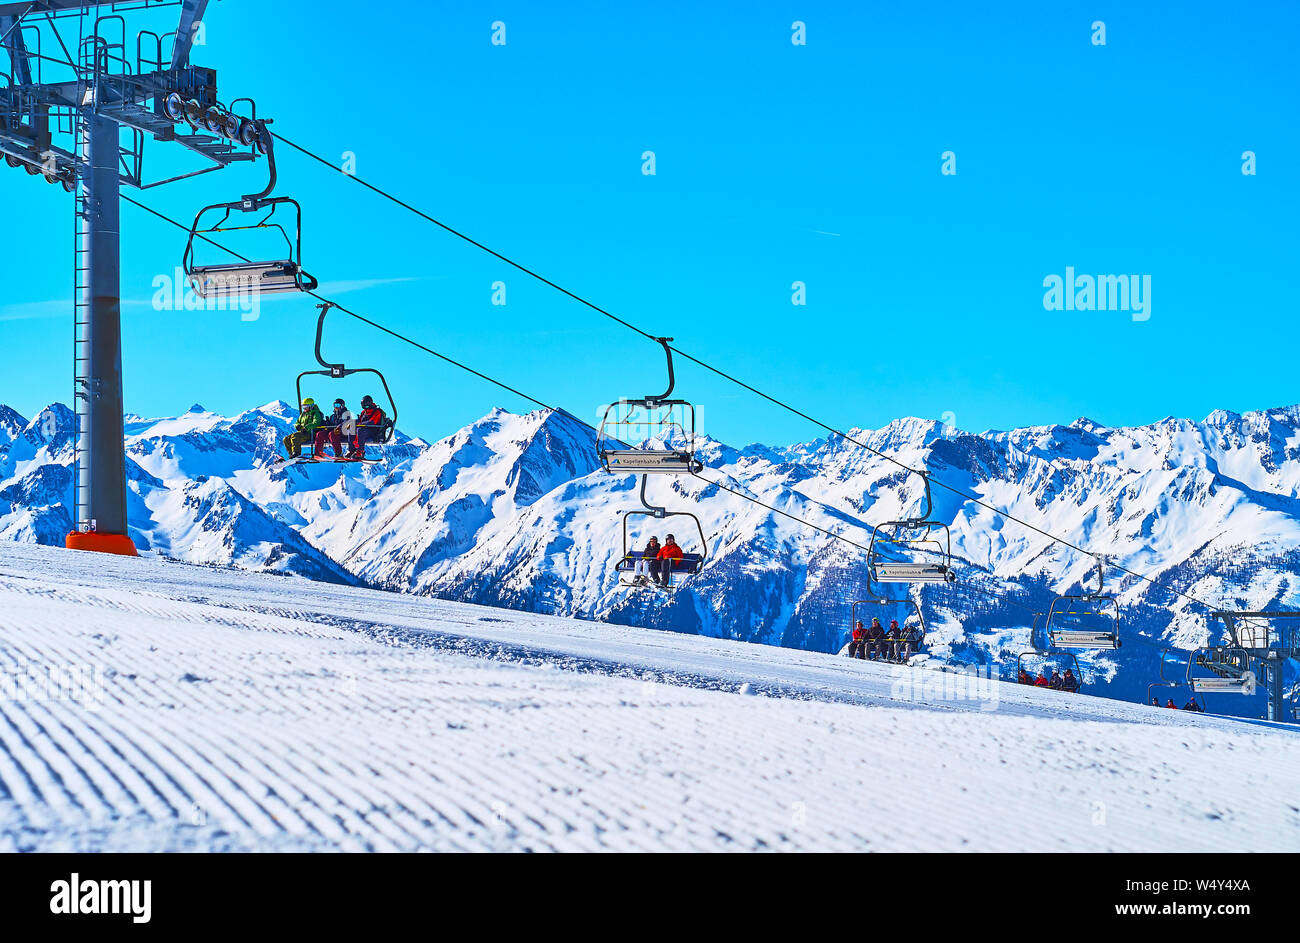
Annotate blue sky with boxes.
[3,0,1297,447]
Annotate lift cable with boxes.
[117,191,1194,619]
[266,130,1219,612]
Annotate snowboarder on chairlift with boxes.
[848,620,867,659]
[315,398,355,460]
[348,394,387,459]
[632,536,661,586]
[866,618,886,659]
[1061,669,1080,693]
[281,397,324,460]
[654,533,684,587]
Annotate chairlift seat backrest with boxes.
[615,551,704,574]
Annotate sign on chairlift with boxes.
[1048,629,1121,651]
[602,449,701,474]
[1189,671,1256,695]
[872,562,955,584]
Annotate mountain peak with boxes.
[187,403,207,414]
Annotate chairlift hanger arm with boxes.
[646,336,675,405]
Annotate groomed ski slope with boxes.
[0,543,1296,852]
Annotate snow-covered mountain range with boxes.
[3,397,1299,714]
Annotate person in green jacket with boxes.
[281,397,324,459]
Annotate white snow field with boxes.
[0,542,1297,853]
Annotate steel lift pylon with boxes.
[1,0,270,555]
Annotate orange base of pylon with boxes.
[65,531,138,556]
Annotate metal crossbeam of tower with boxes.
[1,0,266,556]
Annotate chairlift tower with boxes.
[0,0,268,554]
[1205,612,1300,723]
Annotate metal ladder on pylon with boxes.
[71,23,97,533]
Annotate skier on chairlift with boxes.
[631,536,661,587]
[280,397,324,461]
[315,398,354,460]
[348,394,387,460]
[1182,698,1204,712]
[899,622,923,661]
[866,617,886,659]
[886,619,903,661]
[654,533,684,587]
[848,620,867,659]
[1061,668,1080,693]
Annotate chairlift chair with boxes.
[866,474,956,595]
[1187,646,1256,696]
[597,338,703,475]
[612,475,708,591]
[844,598,927,658]
[293,302,398,464]
[1016,613,1082,687]
[181,119,318,299]
[1044,559,1121,650]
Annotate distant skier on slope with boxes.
[280,397,324,460]
[848,620,867,659]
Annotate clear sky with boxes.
[3,0,1297,447]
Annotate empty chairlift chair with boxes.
[1186,646,1255,696]
[181,119,318,299]
[1044,559,1122,651]
[866,473,957,596]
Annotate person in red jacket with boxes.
[848,620,867,659]
[1165,699,1178,709]
[347,394,387,459]
[654,533,684,587]
[1034,672,1051,688]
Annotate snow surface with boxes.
[1,542,1296,852]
